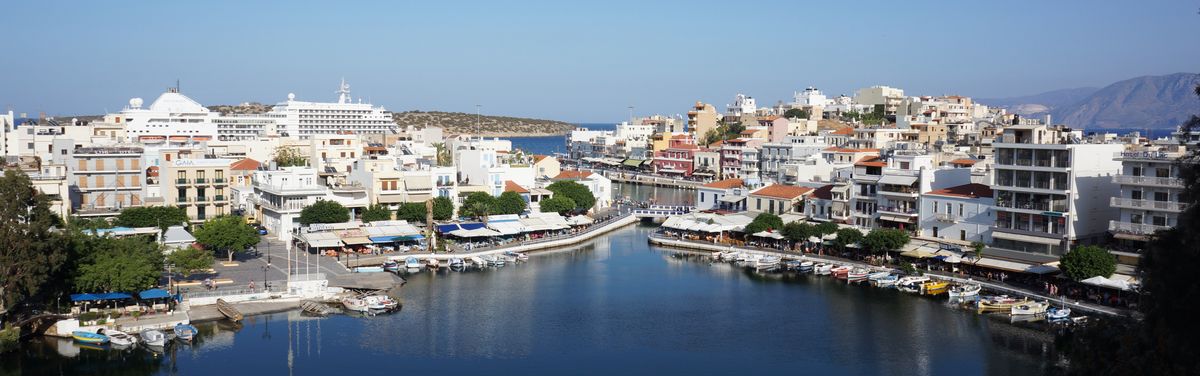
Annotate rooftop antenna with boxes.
[176,79,180,92]
[336,78,351,104]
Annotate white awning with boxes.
[566,215,594,225]
[404,176,432,190]
[992,231,1062,246]
[299,232,343,248]
[878,174,918,186]
[450,228,501,238]
[487,221,526,235]
[751,231,784,239]
[719,195,746,203]
[879,214,916,223]
[971,257,1059,274]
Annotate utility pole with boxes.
[475,104,481,128]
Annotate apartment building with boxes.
[70,145,146,217]
[1108,145,1191,263]
[163,158,233,222]
[748,184,813,215]
[651,135,697,176]
[695,178,747,212]
[919,183,994,244]
[688,102,720,141]
[990,124,1123,256]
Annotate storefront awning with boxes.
[879,174,918,186]
[622,158,645,167]
[992,231,1062,246]
[879,214,915,223]
[341,236,372,245]
[299,232,343,248]
[719,195,746,203]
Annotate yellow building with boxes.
[163,158,234,222]
[687,102,719,143]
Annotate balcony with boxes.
[880,186,919,197]
[1109,197,1188,212]
[1112,175,1184,188]
[195,178,208,184]
[1108,220,1171,236]
[196,196,208,203]
[175,197,192,205]
[877,206,918,216]
[935,213,959,223]
[176,178,190,185]
[213,178,227,185]
[995,200,1068,213]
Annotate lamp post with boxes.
[260,265,268,292]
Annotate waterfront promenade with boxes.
[647,233,1133,318]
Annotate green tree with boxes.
[71,216,114,231]
[396,202,427,222]
[166,247,215,277]
[431,196,454,220]
[1059,245,1117,282]
[193,215,259,262]
[361,204,393,223]
[74,236,163,293]
[743,213,784,235]
[814,222,839,237]
[539,196,576,215]
[0,170,69,318]
[495,191,527,215]
[783,108,810,119]
[115,206,189,230]
[546,180,595,211]
[460,193,495,219]
[273,145,308,167]
[725,122,746,137]
[299,200,350,225]
[702,128,723,147]
[970,241,986,263]
[781,221,815,243]
[831,228,865,251]
[432,142,453,167]
[862,228,910,256]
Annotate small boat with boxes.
[977,296,1025,312]
[920,280,951,295]
[363,295,398,310]
[783,260,802,270]
[719,251,739,261]
[756,256,781,268]
[72,330,109,345]
[404,257,421,269]
[516,253,529,261]
[449,258,465,268]
[1047,306,1072,321]
[353,266,385,273]
[847,268,870,283]
[1011,301,1050,316]
[710,251,723,260]
[140,329,167,348]
[947,283,981,299]
[173,324,198,343]
[798,261,814,272]
[426,258,441,269]
[896,276,930,289]
[468,256,486,268]
[492,256,507,266]
[867,271,891,281]
[100,328,137,347]
[874,274,899,287]
[504,251,528,261]
[342,297,370,312]
[301,300,339,316]
[500,254,518,263]
[830,265,851,279]
[216,298,244,322]
[383,260,401,272]
[815,263,832,275]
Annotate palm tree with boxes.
[433,143,452,167]
[466,200,490,226]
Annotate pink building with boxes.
[653,135,697,176]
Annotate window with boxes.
[1156,168,1170,178]
[1154,191,1169,202]
[933,226,939,237]
[1131,166,1142,176]
[700,193,705,202]
[960,230,966,241]
[1131,214,1143,224]
[1153,216,1167,226]
[1131,190,1142,200]
[958,204,964,216]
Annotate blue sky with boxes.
[2,0,1197,122]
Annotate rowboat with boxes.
[920,280,951,296]
[72,331,109,345]
[173,324,198,343]
[100,329,138,347]
[216,298,244,322]
[140,329,167,348]
[947,283,981,299]
[830,265,851,279]
[977,295,1026,312]
[404,257,421,269]
[867,271,892,281]
[468,256,486,268]
[847,268,870,283]
[1011,301,1050,316]
[426,258,441,269]
[342,297,370,312]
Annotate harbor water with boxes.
[3,224,1056,375]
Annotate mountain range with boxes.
[978,72,1200,129]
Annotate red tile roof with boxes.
[553,170,594,180]
[831,128,854,135]
[504,180,529,193]
[854,156,887,167]
[533,155,549,162]
[230,158,261,171]
[926,183,993,199]
[751,184,813,199]
[948,158,978,166]
[701,178,743,189]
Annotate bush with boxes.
[0,327,18,353]
[299,200,350,225]
[1060,245,1117,281]
[546,180,596,211]
[743,213,784,235]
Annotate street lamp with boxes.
[260,265,269,292]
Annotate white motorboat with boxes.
[756,256,781,268]
[947,283,982,299]
[846,268,870,282]
[1047,306,1072,321]
[426,258,441,269]
[140,329,166,348]
[719,251,739,261]
[814,263,832,275]
[468,256,486,267]
[100,329,138,347]
[867,271,891,281]
[874,274,899,287]
[516,253,529,261]
[363,295,398,310]
[798,261,814,272]
[1011,301,1050,316]
[449,258,465,268]
[342,297,370,312]
[896,276,930,289]
[735,253,751,262]
[404,257,421,269]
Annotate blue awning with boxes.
[71,292,133,302]
[369,236,401,243]
[138,289,171,300]
[435,222,485,233]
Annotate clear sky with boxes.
[2,0,1197,123]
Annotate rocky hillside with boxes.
[979,73,1200,129]
[978,87,1099,115]
[208,103,273,115]
[393,111,574,136]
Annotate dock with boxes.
[602,171,702,189]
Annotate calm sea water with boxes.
[3,224,1056,375]
[510,123,615,155]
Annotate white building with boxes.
[253,167,368,242]
[116,88,281,143]
[549,170,612,210]
[726,94,757,118]
[271,80,396,138]
[919,183,995,244]
[695,178,747,212]
[792,87,832,107]
[1108,145,1191,263]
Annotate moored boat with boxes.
[1047,306,1072,321]
[173,324,198,343]
[140,329,166,348]
[947,283,981,299]
[874,274,899,287]
[815,263,832,275]
[719,251,739,262]
[1011,301,1050,316]
[896,276,930,289]
[404,257,421,269]
[977,295,1025,312]
[363,294,398,310]
[920,280,951,295]
[867,271,891,281]
[783,260,802,270]
[847,268,870,283]
[100,329,137,347]
[449,258,465,268]
[382,260,401,272]
[798,261,814,272]
[426,258,441,269]
[756,256,781,268]
[72,330,109,345]
[342,297,370,312]
[468,256,486,268]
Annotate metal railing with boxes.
[1109,197,1188,212]
[1112,175,1183,187]
[1108,220,1171,236]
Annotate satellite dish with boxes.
[129,98,144,108]
[287,93,296,101]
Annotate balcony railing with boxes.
[1109,197,1188,212]
[195,178,207,184]
[995,200,1068,212]
[176,178,189,185]
[213,178,227,185]
[878,206,918,215]
[1112,175,1183,187]
[935,213,958,222]
[196,196,208,203]
[214,195,226,201]
[1108,220,1171,236]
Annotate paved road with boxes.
[199,237,350,288]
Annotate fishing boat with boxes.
[382,260,401,272]
[977,295,1025,312]
[815,263,832,275]
[947,283,981,298]
[920,280,951,295]
[140,329,166,348]
[468,256,486,268]
[363,294,398,310]
[404,257,421,269]
[173,324,198,343]
[72,330,109,345]
[100,329,138,347]
[426,258,441,269]
[867,271,892,281]
[342,297,370,312]
[449,258,465,269]
[830,265,851,279]
[353,266,385,273]
[783,260,803,270]
[216,298,244,322]
[719,251,739,262]
[846,268,870,283]
[1011,301,1050,316]
[1047,307,1072,321]
[493,255,507,266]
[756,256,781,268]
[798,261,814,272]
[896,276,930,289]
[874,274,900,287]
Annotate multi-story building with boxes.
[1108,144,1191,262]
[990,124,1124,256]
[919,183,994,244]
[270,80,396,138]
[696,178,747,212]
[748,184,813,215]
[533,155,561,179]
[115,88,280,143]
[850,152,971,231]
[549,171,612,210]
[854,85,906,115]
[688,102,720,141]
[163,158,234,222]
[760,136,830,183]
[652,135,697,176]
[3,156,71,219]
[70,145,146,217]
[692,148,720,179]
